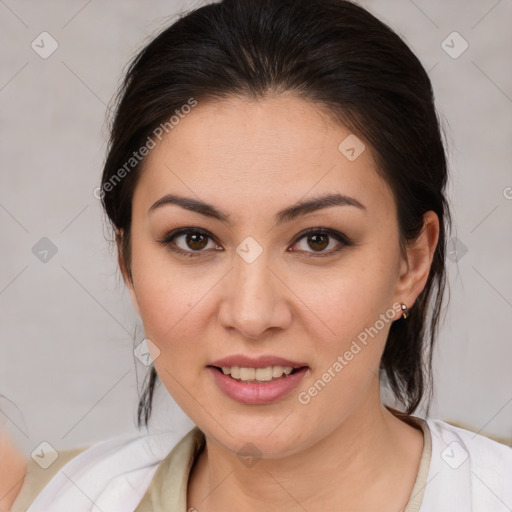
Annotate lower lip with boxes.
[207,366,308,405]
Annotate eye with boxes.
[158,227,353,259]
[289,228,352,257]
[158,228,221,258]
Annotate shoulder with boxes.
[11,429,189,512]
[10,446,88,512]
[420,417,512,512]
[428,418,512,463]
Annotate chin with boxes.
[201,414,313,460]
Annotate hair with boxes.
[100,0,451,428]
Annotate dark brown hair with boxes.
[100,0,451,428]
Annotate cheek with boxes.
[129,239,210,356]
[133,268,214,415]
[290,245,399,341]
[135,273,210,354]
[290,265,399,428]
[287,246,400,407]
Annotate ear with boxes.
[394,211,440,310]
[116,228,141,317]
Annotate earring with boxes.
[401,303,409,319]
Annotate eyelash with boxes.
[158,227,353,259]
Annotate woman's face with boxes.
[124,94,429,457]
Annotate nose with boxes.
[217,252,292,340]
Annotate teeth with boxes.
[239,367,256,381]
[219,365,296,381]
[272,366,284,377]
[255,367,273,381]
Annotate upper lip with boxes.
[208,355,308,369]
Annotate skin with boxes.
[121,94,439,511]
[0,427,26,512]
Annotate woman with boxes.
[11,0,512,510]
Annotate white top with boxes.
[18,417,512,512]
[420,418,512,511]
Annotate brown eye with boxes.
[158,228,221,258]
[307,233,329,251]
[185,232,209,250]
[290,228,352,257]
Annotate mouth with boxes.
[208,365,306,383]
[206,356,310,404]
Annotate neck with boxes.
[187,384,424,512]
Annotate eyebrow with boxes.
[148,192,366,225]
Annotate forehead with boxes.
[133,95,395,222]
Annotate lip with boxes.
[208,354,308,369]
[207,366,308,404]
[207,355,309,405]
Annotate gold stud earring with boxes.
[401,303,409,319]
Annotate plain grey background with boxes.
[1,0,511,457]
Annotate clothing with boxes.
[11,416,512,512]
[134,415,431,512]
[9,447,87,512]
